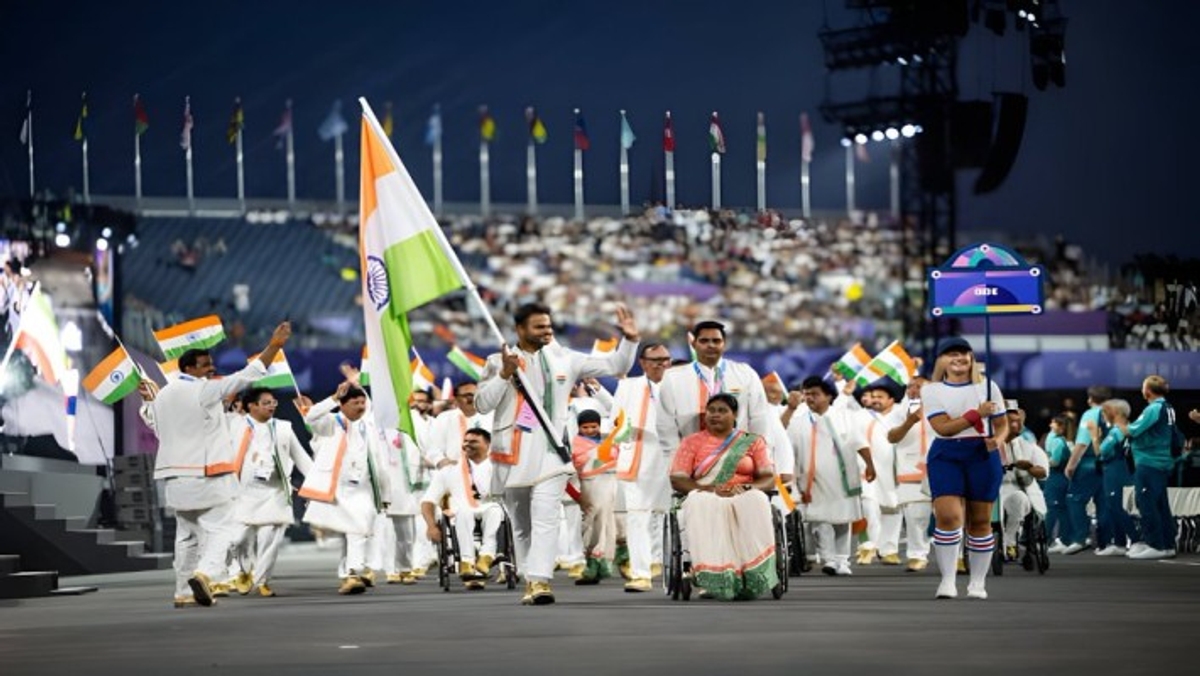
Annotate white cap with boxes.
[1005,399,1020,411]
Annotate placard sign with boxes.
[928,243,1046,317]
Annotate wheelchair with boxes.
[436,502,518,592]
[785,509,808,576]
[990,486,1050,576]
[662,490,788,601]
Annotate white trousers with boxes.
[456,503,504,564]
[813,522,852,567]
[370,514,415,574]
[227,522,286,586]
[861,494,881,550]
[878,509,903,557]
[337,532,371,578]
[1002,491,1032,548]
[557,502,585,566]
[623,482,665,579]
[900,501,933,560]
[173,502,235,598]
[505,474,568,583]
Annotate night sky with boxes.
[1,0,1194,267]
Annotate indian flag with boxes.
[855,340,917,387]
[12,285,68,385]
[158,359,180,380]
[82,345,142,405]
[831,343,871,381]
[447,345,485,381]
[359,346,370,387]
[248,349,295,390]
[410,352,435,392]
[590,336,619,357]
[153,315,225,360]
[359,98,464,438]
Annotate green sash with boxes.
[697,431,760,486]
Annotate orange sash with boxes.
[298,417,348,502]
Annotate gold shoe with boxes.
[338,575,367,595]
[956,557,967,574]
[476,554,494,576]
[360,569,376,587]
[173,595,198,608]
[566,563,586,579]
[257,584,276,598]
[386,573,404,584]
[529,580,555,605]
[459,561,480,578]
[521,581,534,605]
[855,548,877,565]
[624,577,652,593]
[650,563,663,579]
[187,571,215,607]
[234,571,254,595]
[411,567,428,579]
[880,553,902,565]
[619,562,632,581]
[464,579,486,591]
[399,572,419,585]
[906,558,928,572]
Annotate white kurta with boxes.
[892,397,933,504]
[474,338,637,489]
[613,377,669,510]
[378,431,426,516]
[300,399,390,536]
[862,407,899,509]
[424,408,495,466]
[233,417,313,526]
[789,407,866,525]
[655,359,772,459]
[1001,436,1049,514]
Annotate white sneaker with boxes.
[1128,546,1171,560]
[1095,545,1127,557]
[1047,539,1067,554]
[1125,542,1149,557]
[966,583,988,600]
[1062,542,1089,555]
[935,579,958,599]
[835,562,853,576]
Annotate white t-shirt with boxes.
[920,380,1005,439]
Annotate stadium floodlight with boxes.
[885,127,901,140]
[871,130,886,142]
[54,233,71,248]
[841,137,853,148]
[101,227,112,238]
[855,133,869,145]
[96,238,108,252]
[901,124,918,138]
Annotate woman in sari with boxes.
[669,393,777,600]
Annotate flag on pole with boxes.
[273,99,292,149]
[153,315,225,360]
[573,109,590,151]
[180,96,194,150]
[358,346,371,387]
[248,349,296,389]
[226,97,244,144]
[134,94,149,136]
[479,105,495,142]
[756,111,767,163]
[382,102,395,140]
[447,345,486,381]
[159,358,180,380]
[73,92,88,142]
[19,90,31,145]
[82,345,143,405]
[359,100,466,437]
[620,110,636,150]
[663,111,675,152]
[440,376,454,401]
[854,340,917,387]
[12,285,68,385]
[831,343,872,381]
[527,107,547,144]
[425,104,442,146]
[800,112,814,163]
[318,100,349,141]
[410,352,435,392]
[708,111,726,154]
[761,370,783,390]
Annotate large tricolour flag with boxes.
[12,285,68,385]
[153,315,225,360]
[248,349,295,390]
[83,345,143,405]
[854,340,916,387]
[359,98,465,438]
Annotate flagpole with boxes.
[480,139,491,218]
[335,132,346,217]
[664,111,675,209]
[845,142,856,213]
[359,98,571,462]
[889,139,901,222]
[285,100,296,210]
[236,124,246,213]
[711,152,721,210]
[526,139,538,216]
[756,112,766,212]
[81,138,90,205]
[573,108,585,221]
[24,90,34,199]
[619,110,631,215]
[134,122,143,205]
[432,119,443,217]
[801,158,812,219]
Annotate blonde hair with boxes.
[1143,375,1169,396]
[931,351,983,384]
[1103,398,1131,420]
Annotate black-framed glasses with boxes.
[642,357,671,364]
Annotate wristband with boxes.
[962,409,984,434]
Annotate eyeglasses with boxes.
[641,357,671,364]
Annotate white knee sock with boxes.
[966,532,995,589]
[932,527,962,584]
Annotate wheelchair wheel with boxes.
[496,510,518,590]
[1033,516,1050,574]
[1019,513,1036,572]
[437,515,455,592]
[990,522,1004,576]
[786,511,807,577]
[772,507,789,594]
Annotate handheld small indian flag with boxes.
[854,340,916,387]
[590,336,619,357]
[831,343,872,381]
[158,359,180,380]
[410,351,435,392]
[447,345,485,381]
[153,315,225,360]
[248,349,296,390]
[82,345,143,405]
[359,346,370,387]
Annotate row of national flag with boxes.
[831,340,918,388]
[17,91,819,159]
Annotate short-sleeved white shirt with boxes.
[920,380,1005,440]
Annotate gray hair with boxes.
[1103,398,1131,419]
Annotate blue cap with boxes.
[935,336,973,357]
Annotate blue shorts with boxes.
[927,437,1003,502]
